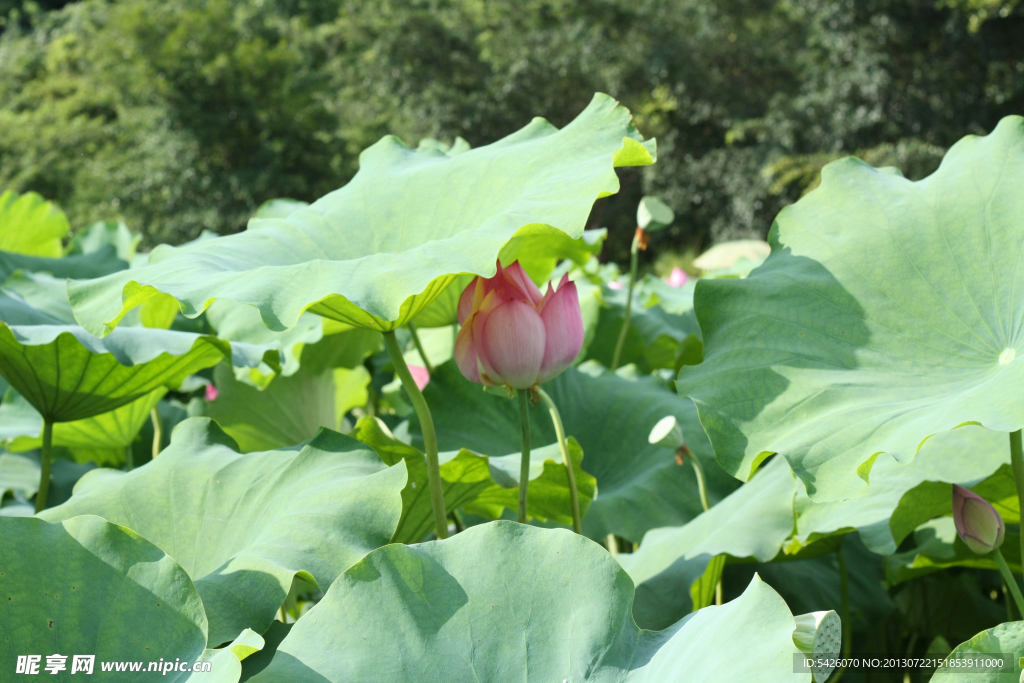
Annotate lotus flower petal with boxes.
[501,261,544,307]
[408,365,431,391]
[478,300,546,389]
[537,279,584,384]
[668,267,689,287]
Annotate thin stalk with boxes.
[831,545,852,683]
[689,454,711,512]
[150,407,163,460]
[994,548,1024,616]
[517,389,532,523]
[34,419,54,513]
[606,534,619,556]
[611,234,640,371]
[537,387,581,534]
[383,330,448,539]
[1011,430,1024,576]
[406,321,434,374]
[125,444,134,471]
[1005,582,1018,622]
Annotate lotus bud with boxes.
[204,384,219,402]
[668,267,689,288]
[455,260,584,390]
[952,484,1005,555]
[648,415,685,451]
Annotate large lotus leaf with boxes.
[678,116,1024,501]
[0,245,127,281]
[1,515,211,682]
[0,190,69,257]
[353,416,595,542]
[2,270,78,323]
[0,450,38,498]
[792,425,1010,554]
[617,456,798,630]
[205,300,324,386]
[67,95,654,336]
[5,387,166,465]
[931,622,1023,682]
[0,322,278,422]
[40,418,407,647]
[418,362,739,542]
[192,364,365,452]
[67,220,141,263]
[247,521,809,683]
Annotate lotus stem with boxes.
[406,321,433,374]
[994,548,1024,616]
[831,545,852,683]
[606,534,619,556]
[151,407,163,459]
[517,389,532,523]
[1010,429,1024,577]
[34,419,53,513]
[689,453,711,512]
[125,444,134,471]
[611,233,640,371]
[383,330,448,539]
[536,387,581,534]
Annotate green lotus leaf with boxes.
[1,515,211,681]
[192,365,360,452]
[353,416,595,542]
[0,321,279,422]
[0,190,69,257]
[191,629,265,683]
[617,456,798,629]
[0,245,127,281]
[0,449,39,499]
[246,521,810,683]
[419,362,739,542]
[252,198,309,220]
[40,417,407,646]
[67,95,654,336]
[206,300,324,386]
[792,425,1010,554]
[678,115,1024,501]
[4,387,165,465]
[67,221,141,263]
[931,621,1023,682]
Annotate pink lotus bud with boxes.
[607,280,624,290]
[408,364,430,391]
[668,267,689,287]
[455,260,584,390]
[953,484,1004,555]
[204,384,219,401]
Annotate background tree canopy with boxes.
[0,0,1021,262]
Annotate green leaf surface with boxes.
[67,95,654,336]
[67,221,141,263]
[0,190,69,257]
[931,622,1024,682]
[247,521,809,683]
[419,362,739,541]
[617,456,798,629]
[353,416,595,542]
[40,417,407,647]
[6,387,166,465]
[193,365,345,453]
[678,115,1024,501]
[1,515,210,682]
[0,322,278,422]
[0,245,127,282]
[0,449,39,498]
[884,517,1022,585]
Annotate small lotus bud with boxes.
[953,484,1005,555]
[648,415,684,451]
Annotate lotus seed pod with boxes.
[648,415,684,450]
[793,610,841,683]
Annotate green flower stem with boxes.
[993,548,1024,617]
[536,387,581,534]
[383,330,448,539]
[125,444,134,471]
[831,545,852,683]
[151,407,163,459]
[611,233,640,371]
[1011,429,1024,576]
[517,389,532,524]
[406,321,434,374]
[688,453,711,512]
[34,418,53,513]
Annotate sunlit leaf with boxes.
[0,190,69,257]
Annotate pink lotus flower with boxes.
[953,484,1004,555]
[668,267,689,287]
[455,260,584,390]
[607,280,624,290]
[204,384,219,401]
[408,364,430,391]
